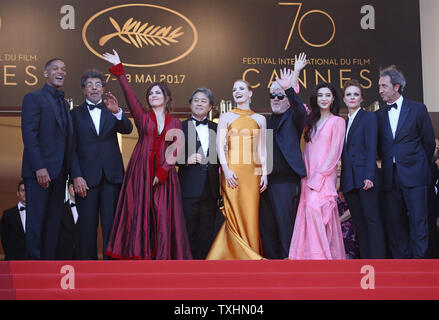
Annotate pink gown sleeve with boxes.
[109,63,144,126]
[306,117,346,191]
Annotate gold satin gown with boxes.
[207,108,263,260]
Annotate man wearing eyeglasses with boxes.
[259,53,308,259]
[70,69,133,259]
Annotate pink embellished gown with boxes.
[289,114,346,259]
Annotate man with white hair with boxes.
[259,53,308,259]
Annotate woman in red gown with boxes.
[102,50,191,259]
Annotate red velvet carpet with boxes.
[1,259,438,300]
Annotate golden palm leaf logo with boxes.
[98,17,184,48]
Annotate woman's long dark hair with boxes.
[145,81,173,112]
[304,82,340,142]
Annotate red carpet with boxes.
[0,260,438,300]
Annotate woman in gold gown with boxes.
[206,80,268,260]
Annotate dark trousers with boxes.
[427,187,439,258]
[182,190,218,260]
[24,169,67,260]
[259,175,300,259]
[345,187,386,259]
[76,175,121,260]
[383,166,429,259]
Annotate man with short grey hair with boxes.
[70,69,133,259]
[259,53,308,259]
[377,65,435,258]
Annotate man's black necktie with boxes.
[388,103,398,111]
[56,90,67,129]
[19,206,26,211]
[70,202,76,208]
[192,117,208,126]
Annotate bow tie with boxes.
[70,202,76,208]
[19,206,26,211]
[388,103,398,111]
[192,117,208,126]
[88,103,104,111]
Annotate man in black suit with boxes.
[427,139,439,258]
[21,58,73,260]
[56,182,81,260]
[377,65,435,259]
[339,79,385,259]
[0,181,26,260]
[259,56,308,259]
[178,87,220,259]
[71,69,133,260]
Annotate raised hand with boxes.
[275,68,294,90]
[102,49,121,65]
[294,52,307,72]
[104,91,120,114]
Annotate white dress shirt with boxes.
[69,200,79,224]
[17,201,26,232]
[86,99,123,135]
[387,95,404,139]
[192,118,209,157]
[387,95,404,163]
[345,107,361,143]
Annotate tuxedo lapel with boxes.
[98,104,110,136]
[277,108,291,131]
[185,119,201,160]
[44,94,64,130]
[80,104,98,136]
[346,109,363,146]
[14,208,25,234]
[207,121,216,157]
[188,119,202,152]
[395,99,409,140]
[383,108,394,141]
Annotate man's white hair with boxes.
[269,81,284,93]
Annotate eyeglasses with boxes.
[85,82,103,88]
[269,93,286,100]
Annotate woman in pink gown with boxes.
[289,82,346,259]
[101,50,192,260]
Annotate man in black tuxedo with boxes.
[178,87,220,259]
[377,65,435,259]
[339,79,385,259]
[71,69,133,260]
[21,58,73,260]
[0,181,27,260]
[259,58,308,259]
[56,182,81,260]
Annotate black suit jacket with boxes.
[21,84,73,179]
[267,87,307,178]
[0,206,26,260]
[178,118,220,199]
[56,201,81,260]
[377,98,435,190]
[70,102,133,187]
[340,109,378,193]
